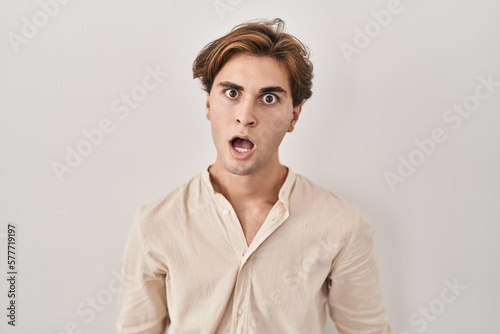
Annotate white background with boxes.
[1,0,499,333]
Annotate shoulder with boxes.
[132,173,204,234]
[292,172,356,213]
[291,171,373,236]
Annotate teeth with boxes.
[234,147,250,153]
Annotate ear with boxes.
[205,95,211,121]
[287,103,303,132]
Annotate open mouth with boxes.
[231,137,255,153]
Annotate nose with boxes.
[235,99,257,127]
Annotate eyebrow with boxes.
[217,81,288,96]
[217,81,244,91]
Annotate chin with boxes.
[224,165,255,176]
[222,160,258,176]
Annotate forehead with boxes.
[214,54,290,92]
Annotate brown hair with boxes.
[192,18,313,107]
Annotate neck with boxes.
[208,160,288,206]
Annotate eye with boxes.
[225,89,239,99]
[262,94,278,105]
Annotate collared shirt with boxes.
[116,168,394,334]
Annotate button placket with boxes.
[215,194,248,257]
[233,258,252,333]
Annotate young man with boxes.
[117,19,394,334]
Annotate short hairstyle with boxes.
[192,18,313,107]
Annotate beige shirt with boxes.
[117,168,394,334]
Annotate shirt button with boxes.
[237,309,243,316]
[222,209,230,215]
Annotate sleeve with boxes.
[116,209,169,334]
[327,210,394,334]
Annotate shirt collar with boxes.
[278,167,296,210]
[201,166,216,197]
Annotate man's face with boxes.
[206,53,302,176]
